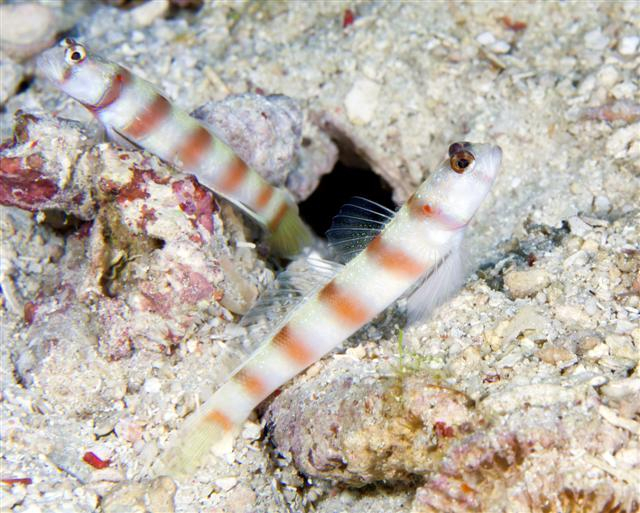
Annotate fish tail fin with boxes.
[158,394,240,477]
[268,203,312,257]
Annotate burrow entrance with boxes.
[299,161,395,238]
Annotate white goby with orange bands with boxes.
[38,38,311,256]
[160,141,502,475]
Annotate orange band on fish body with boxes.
[273,325,314,365]
[318,281,370,326]
[366,234,425,278]
[124,93,172,139]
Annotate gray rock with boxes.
[193,93,337,201]
[0,58,24,106]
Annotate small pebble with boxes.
[618,35,639,56]
[537,345,576,366]
[596,65,620,88]
[504,268,551,298]
[131,30,145,43]
[241,421,262,441]
[345,78,381,125]
[143,377,162,394]
[606,123,640,159]
[131,0,169,28]
[605,334,637,360]
[476,31,495,46]
[577,74,596,95]
[577,335,601,355]
[555,304,593,328]
[563,250,590,268]
[584,29,609,50]
[501,305,549,344]
[580,239,599,254]
[102,482,146,513]
[567,215,592,237]
[490,40,511,54]
[615,320,636,334]
[115,418,144,444]
[585,342,610,359]
[610,80,637,101]
[93,415,118,436]
[0,2,60,60]
[592,195,611,213]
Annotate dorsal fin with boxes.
[326,196,396,263]
[219,256,342,373]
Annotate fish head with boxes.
[416,141,502,229]
[38,38,120,108]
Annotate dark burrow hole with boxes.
[299,160,395,238]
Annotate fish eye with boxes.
[448,142,475,174]
[65,45,86,65]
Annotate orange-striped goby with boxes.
[159,141,502,476]
[38,38,311,256]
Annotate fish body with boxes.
[38,38,311,256]
[162,141,502,475]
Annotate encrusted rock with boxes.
[265,361,637,512]
[264,361,479,486]
[1,111,260,358]
[0,112,97,218]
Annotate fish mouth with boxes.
[490,145,503,164]
[488,145,503,173]
[475,143,503,171]
[36,45,67,84]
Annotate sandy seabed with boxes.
[1,1,639,512]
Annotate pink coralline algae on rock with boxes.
[1,111,249,361]
[0,112,96,218]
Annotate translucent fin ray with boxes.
[239,257,342,347]
[214,257,342,380]
[326,196,396,263]
[405,236,467,324]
